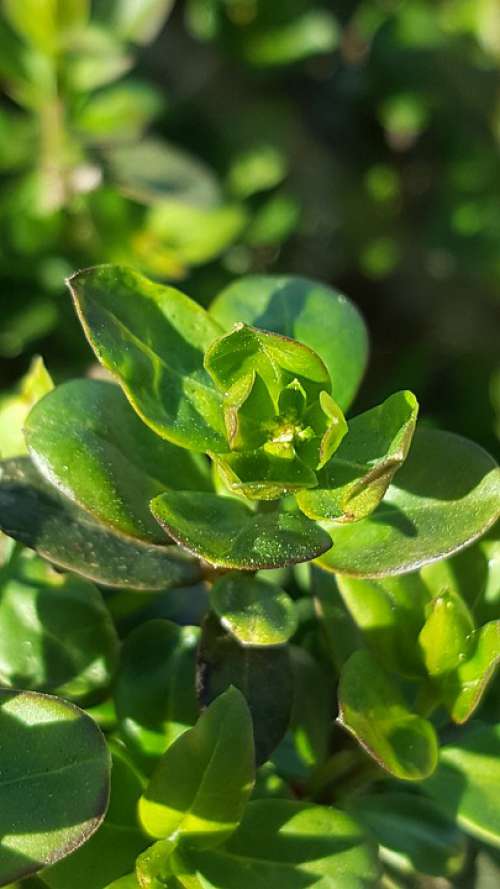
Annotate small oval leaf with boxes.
[209,573,298,645]
[151,491,332,570]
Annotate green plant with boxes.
[0,266,499,888]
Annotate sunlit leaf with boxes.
[0,356,53,459]
[209,573,297,645]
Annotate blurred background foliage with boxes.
[0,0,499,455]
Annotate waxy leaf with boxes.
[0,689,110,885]
[0,547,119,702]
[198,614,293,765]
[317,427,500,576]
[68,266,227,452]
[0,356,53,459]
[214,446,317,501]
[297,391,418,522]
[42,740,148,889]
[151,491,332,569]
[336,573,429,677]
[418,590,475,677]
[0,458,201,590]
[439,620,500,723]
[338,650,438,780]
[26,379,211,543]
[209,276,368,411]
[423,722,500,846]
[135,838,176,888]
[139,687,255,845]
[172,799,379,889]
[209,573,297,645]
[115,620,199,770]
[350,792,467,877]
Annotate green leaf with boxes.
[242,10,339,67]
[139,687,255,846]
[338,649,438,780]
[297,391,418,522]
[113,0,175,45]
[0,689,110,885]
[135,838,176,888]
[67,266,227,453]
[145,201,247,270]
[439,620,500,723]
[3,0,57,53]
[336,573,429,677]
[213,447,317,502]
[41,740,148,889]
[197,614,293,766]
[103,877,140,889]
[0,357,53,459]
[418,590,475,677]
[26,379,211,543]
[209,573,297,645]
[172,799,379,889]
[209,276,368,411]
[423,722,500,847]
[350,792,467,877]
[0,457,201,590]
[0,547,119,702]
[76,82,163,142]
[317,427,500,577]
[290,646,335,766]
[114,620,199,771]
[151,491,332,569]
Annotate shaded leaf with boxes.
[209,573,297,645]
[26,379,211,543]
[139,687,255,846]
[338,649,438,780]
[209,275,368,411]
[0,357,53,459]
[0,458,201,590]
[0,547,119,702]
[68,266,226,452]
[172,799,379,889]
[197,614,293,766]
[317,427,500,577]
[290,646,334,766]
[440,620,500,723]
[423,721,500,847]
[297,391,418,522]
[151,491,332,570]
[115,620,199,771]
[0,689,110,885]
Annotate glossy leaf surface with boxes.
[139,687,255,845]
[68,266,226,452]
[172,799,379,889]
[209,573,297,645]
[198,614,293,765]
[0,689,110,885]
[423,722,500,846]
[418,590,475,677]
[42,740,148,889]
[0,547,119,701]
[318,427,500,576]
[115,620,199,770]
[338,650,438,780]
[26,379,211,543]
[297,391,418,522]
[350,792,466,877]
[151,491,332,569]
[0,458,200,590]
[210,275,368,411]
[440,620,500,722]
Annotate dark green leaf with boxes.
[209,276,368,411]
[0,547,119,702]
[338,650,438,780]
[290,646,334,766]
[41,740,148,889]
[0,458,201,590]
[26,379,211,543]
[350,792,466,877]
[139,687,255,846]
[317,427,500,577]
[151,491,332,569]
[197,614,293,765]
[297,391,418,522]
[423,722,500,846]
[114,620,199,771]
[209,573,297,645]
[68,266,227,453]
[0,689,110,885]
[172,799,379,889]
